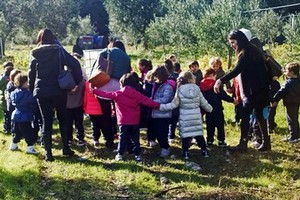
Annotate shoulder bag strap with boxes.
[106,48,110,74]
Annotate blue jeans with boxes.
[118,125,141,156]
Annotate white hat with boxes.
[239,28,252,41]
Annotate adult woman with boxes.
[28,28,82,161]
[214,29,271,153]
[89,39,131,149]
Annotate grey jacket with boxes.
[160,83,212,138]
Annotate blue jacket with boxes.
[151,82,174,118]
[10,88,34,122]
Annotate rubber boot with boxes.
[257,135,271,151]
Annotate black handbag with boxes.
[57,49,76,90]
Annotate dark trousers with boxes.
[234,103,243,123]
[3,109,11,133]
[89,114,105,141]
[12,122,37,146]
[118,125,140,156]
[268,106,278,130]
[146,117,155,141]
[37,94,69,152]
[182,136,206,152]
[168,113,178,139]
[98,98,115,145]
[151,118,170,149]
[66,106,85,141]
[241,101,269,144]
[206,110,225,142]
[286,105,300,140]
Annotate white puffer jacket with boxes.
[160,83,212,138]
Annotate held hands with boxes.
[213,79,222,93]
[233,98,239,106]
[271,102,278,108]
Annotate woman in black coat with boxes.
[214,29,271,153]
[28,28,82,161]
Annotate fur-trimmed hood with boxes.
[31,44,60,63]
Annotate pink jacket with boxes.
[83,81,102,115]
[93,86,159,125]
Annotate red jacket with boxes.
[93,86,159,125]
[83,81,102,115]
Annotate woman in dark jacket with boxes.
[214,29,271,153]
[28,28,82,161]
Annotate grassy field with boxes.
[0,45,299,199]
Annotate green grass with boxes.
[0,102,299,199]
[0,45,300,199]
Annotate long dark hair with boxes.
[228,30,262,61]
[36,28,55,46]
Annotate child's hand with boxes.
[213,79,222,93]
[233,98,239,105]
[271,102,278,107]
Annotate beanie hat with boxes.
[239,28,252,41]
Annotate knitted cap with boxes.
[239,28,252,41]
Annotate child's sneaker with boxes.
[168,138,175,144]
[218,141,227,147]
[207,141,213,146]
[26,146,39,154]
[115,154,123,161]
[289,138,300,143]
[159,148,170,158]
[149,140,157,147]
[182,151,189,159]
[135,155,142,162]
[94,140,100,148]
[9,143,18,151]
[78,140,87,146]
[201,149,209,158]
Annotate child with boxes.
[0,61,14,134]
[66,79,86,146]
[83,81,103,147]
[149,65,175,157]
[160,71,213,159]
[272,62,300,143]
[200,68,236,147]
[93,73,160,161]
[137,58,153,82]
[188,60,203,86]
[9,73,38,154]
[209,57,231,91]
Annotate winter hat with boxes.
[239,28,252,41]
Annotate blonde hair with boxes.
[9,69,22,83]
[209,57,222,68]
[177,71,194,88]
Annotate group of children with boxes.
[1,53,299,161]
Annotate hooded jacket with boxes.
[28,44,82,98]
[10,88,34,122]
[200,78,234,112]
[93,86,159,125]
[273,77,300,106]
[160,83,212,138]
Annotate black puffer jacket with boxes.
[29,44,82,98]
